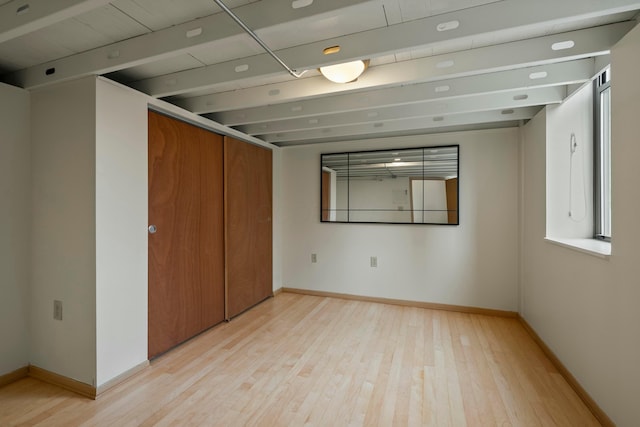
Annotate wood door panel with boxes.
[446,178,458,224]
[321,170,330,221]
[148,111,224,358]
[225,137,272,319]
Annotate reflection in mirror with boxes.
[321,145,458,224]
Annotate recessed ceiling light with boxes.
[436,60,455,69]
[186,28,203,38]
[551,40,575,51]
[436,20,460,32]
[322,45,341,55]
[292,0,313,9]
[529,71,548,80]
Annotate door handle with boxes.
[148,225,157,234]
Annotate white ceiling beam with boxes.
[214,59,593,126]
[180,22,631,114]
[237,86,565,135]
[258,107,542,144]
[132,0,640,98]
[0,0,113,44]
[2,0,375,89]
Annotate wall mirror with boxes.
[321,145,459,224]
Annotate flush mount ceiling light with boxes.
[319,60,369,83]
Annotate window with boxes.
[594,68,611,241]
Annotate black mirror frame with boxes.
[320,144,459,225]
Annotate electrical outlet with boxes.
[53,300,63,321]
[370,256,377,268]
[311,253,317,263]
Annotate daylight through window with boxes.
[594,68,611,240]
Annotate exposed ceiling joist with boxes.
[0,0,113,44]
[212,59,595,126]
[237,86,565,136]
[0,0,635,147]
[130,0,640,99]
[2,0,374,89]
[180,22,631,114]
[258,107,541,144]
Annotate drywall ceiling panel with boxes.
[0,0,637,146]
[252,3,387,51]
[72,4,150,40]
[107,54,206,83]
[0,4,148,70]
[398,0,502,21]
[0,33,76,71]
[167,71,303,100]
[110,0,256,31]
[369,54,398,67]
[550,11,637,32]
[188,1,388,66]
[188,34,265,65]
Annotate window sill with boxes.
[544,237,611,259]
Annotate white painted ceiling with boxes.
[1,0,638,146]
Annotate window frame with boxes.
[593,68,611,241]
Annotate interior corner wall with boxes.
[280,129,519,311]
[95,78,148,386]
[0,83,31,376]
[545,83,594,238]
[30,76,97,386]
[520,22,640,426]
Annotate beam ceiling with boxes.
[0,0,113,44]
[0,0,637,146]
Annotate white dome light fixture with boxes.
[319,60,369,83]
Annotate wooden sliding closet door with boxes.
[224,137,273,319]
[148,111,225,358]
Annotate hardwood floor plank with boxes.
[0,293,602,427]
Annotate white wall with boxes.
[340,176,413,223]
[2,75,280,386]
[30,77,97,385]
[411,179,448,224]
[281,129,519,310]
[0,83,31,376]
[95,78,149,386]
[520,23,640,426]
[272,146,283,291]
[546,83,594,238]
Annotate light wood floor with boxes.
[0,293,599,426]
